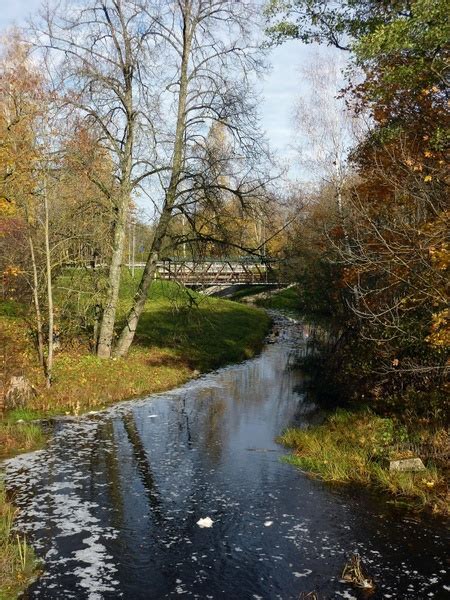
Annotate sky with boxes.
[259,40,343,177]
[0,1,342,179]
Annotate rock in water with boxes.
[389,457,426,472]
[4,376,36,410]
[196,517,213,528]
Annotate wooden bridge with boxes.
[150,258,277,287]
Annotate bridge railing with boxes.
[154,259,273,286]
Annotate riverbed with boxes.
[4,314,449,599]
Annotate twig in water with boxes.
[340,553,375,590]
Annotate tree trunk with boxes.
[28,234,45,369]
[113,210,172,356]
[43,183,54,387]
[96,189,130,358]
[114,11,193,357]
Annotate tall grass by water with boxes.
[280,409,449,515]
[0,479,40,599]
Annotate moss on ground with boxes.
[280,409,449,515]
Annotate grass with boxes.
[254,285,301,312]
[0,478,40,599]
[228,285,275,302]
[0,419,46,460]
[280,409,449,515]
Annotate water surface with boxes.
[4,315,449,599]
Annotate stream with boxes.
[4,314,449,599]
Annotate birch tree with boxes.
[293,52,361,214]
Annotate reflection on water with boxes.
[4,315,449,599]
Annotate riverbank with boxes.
[0,478,39,599]
[1,281,270,457]
[0,281,270,598]
[243,286,449,516]
[281,408,449,516]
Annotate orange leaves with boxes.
[341,266,358,286]
[2,265,24,277]
[0,35,44,215]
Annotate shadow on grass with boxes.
[133,302,271,371]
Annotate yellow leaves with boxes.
[429,241,450,270]
[423,175,432,182]
[0,197,16,217]
[422,86,439,96]
[426,309,450,348]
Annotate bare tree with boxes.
[34,0,162,358]
[293,51,365,308]
[293,51,362,206]
[114,0,271,356]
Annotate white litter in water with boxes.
[147,414,158,418]
[264,521,273,527]
[196,517,213,528]
[292,569,312,578]
[335,591,357,600]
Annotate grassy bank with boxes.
[1,279,270,454]
[280,409,449,515]
[254,286,301,312]
[1,277,270,597]
[0,479,40,600]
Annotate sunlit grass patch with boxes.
[0,421,46,460]
[0,478,40,599]
[255,286,300,311]
[280,409,449,514]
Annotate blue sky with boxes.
[0,1,340,176]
